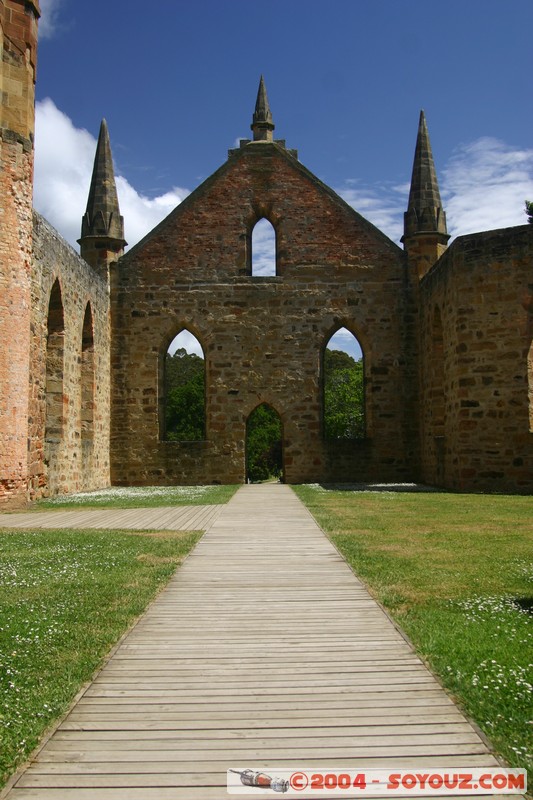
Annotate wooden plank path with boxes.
[0,504,224,531]
[2,484,514,800]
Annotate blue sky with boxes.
[34,0,533,359]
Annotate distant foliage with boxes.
[526,200,533,224]
[324,349,364,439]
[164,348,205,441]
[163,346,364,456]
[246,404,283,482]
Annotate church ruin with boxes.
[1,0,532,506]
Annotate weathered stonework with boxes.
[0,0,39,507]
[29,213,110,498]
[419,225,533,492]
[0,4,531,500]
[111,143,417,485]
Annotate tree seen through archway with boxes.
[246,404,283,482]
[324,328,365,439]
[164,331,205,441]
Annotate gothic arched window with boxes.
[80,303,95,445]
[323,327,365,439]
[162,329,206,441]
[251,218,276,277]
[45,280,65,459]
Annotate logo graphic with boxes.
[229,769,289,793]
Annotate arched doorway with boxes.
[246,403,283,483]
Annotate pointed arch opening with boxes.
[323,327,365,440]
[80,303,95,445]
[527,341,533,433]
[251,218,277,277]
[162,329,206,441]
[45,280,65,459]
[431,306,445,437]
[246,403,283,483]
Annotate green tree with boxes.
[324,348,364,439]
[246,404,282,482]
[525,200,533,224]
[164,349,205,440]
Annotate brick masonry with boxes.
[111,143,418,485]
[419,225,533,492]
[29,213,110,499]
[0,0,532,501]
[0,0,38,507]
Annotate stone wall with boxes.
[3,4,530,498]
[111,142,418,485]
[29,213,111,497]
[419,224,533,492]
[0,0,39,506]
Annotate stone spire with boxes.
[251,75,275,141]
[79,119,126,274]
[402,111,449,278]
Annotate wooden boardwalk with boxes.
[2,485,512,799]
[0,505,224,531]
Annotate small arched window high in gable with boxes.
[251,218,276,277]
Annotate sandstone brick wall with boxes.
[0,0,39,506]
[419,225,533,492]
[3,0,530,498]
[111,142,417,485]
[29,213,111,497]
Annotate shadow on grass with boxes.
[316,482,442,493]
[512,596,533,615]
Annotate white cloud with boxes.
[168,331,204,358]
[337,137,533,244]
[327,328,363,360]
[38,0,63,40]
[34,99,533,260]
[115,178,187,250]
[337,180,408,244]
[34,99,96,246]
[442,137,533,238]
[33,99,189,250]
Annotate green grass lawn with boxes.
[293,485,533,776]
[0,527,202,787]
[34,483,238,509]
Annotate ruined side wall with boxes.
[419,225,533,492]
[29,213,111,497]
[111,144,417,485]
[0,0,39,506]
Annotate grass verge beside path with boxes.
[293,485,533,776]
[0,527,202,788]
[34,483,238,509]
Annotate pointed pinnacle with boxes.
[409,110,443,208]
[404,110,448,238]
[80,119,126,244]
[251,75,275,141]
